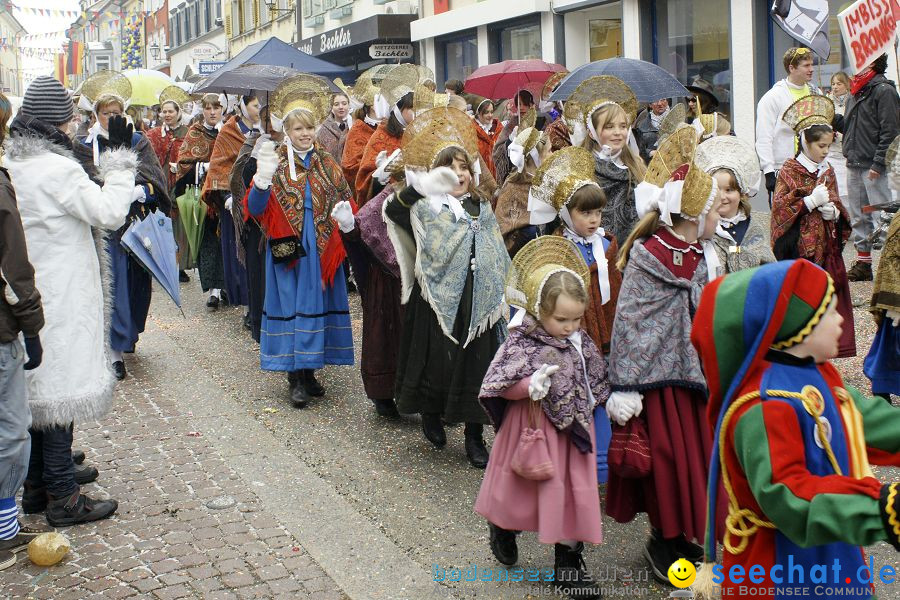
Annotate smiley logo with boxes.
[667,558,696,588]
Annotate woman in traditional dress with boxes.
[828,71,851,205]
[316,91,352,162]
[146,85,193,281]
[244,75,355,407]
[381,107,510,468]
[471,97,501,177]
[175,93,224,309]
[77,71,169,381]
[339,73,381,205]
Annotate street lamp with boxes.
[262,0,293,18]
[149,43,160,60]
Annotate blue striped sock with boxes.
[0,497,19,540]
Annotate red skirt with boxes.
[606,386,713,543]
[822,249,856,358]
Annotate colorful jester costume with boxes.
[691,260,900,600]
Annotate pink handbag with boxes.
[510,400,555,481]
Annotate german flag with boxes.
[67,40,84,76]
[54,53,67,86]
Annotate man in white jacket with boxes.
[756,47,820,197]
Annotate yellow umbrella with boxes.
[122,69,175,106]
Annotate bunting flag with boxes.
[0,2,79,17]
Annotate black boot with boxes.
[303,369,325,397]
[489,523,517,565]
[179,270,190,282]
[72,449,86,465]
[671,532,704,563]
[21,482,48,514]
[289,371,309,408]
[464,423,489,468]
[372,398,400,418]
[421,413,446,448]
[112,360,126,380]
[643,529,678,584]
[74,464,99,485]
[554,542,601,599]
[45,491,118,527]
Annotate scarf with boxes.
[649,108,669,129]
[176,121,217,184]
[797,143,830,177]
[203,116,246,200]
[561,223,611,304]
[715,211,747,243]
[850,69,877,96]
[9,113,75,153]
[479,313,610,453]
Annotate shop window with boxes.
[440,33,478,83]
[589,19,622,61]
[498,21,541,61]
[652,0,732,117]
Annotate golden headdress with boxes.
[399,106,479,171]
[381,64,424,107]
[364,64,397,86]
[698,112,731,139]
[80,70,132,110]
[512,126,541,156]
[695,135,761,195]
[412,83,449,115]
[334,72,379,107]
[541,71,569,101]
[656,103,689,145]
[158,85,191,110]
[528,146,602,225]
[782,94,835,133]
[641,125,713,219]
[887,135,900,176]
[563,76,638,145]
[506,236,591,319]
[271,74,332,127]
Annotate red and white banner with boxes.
[838,0,898,74]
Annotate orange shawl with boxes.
[203,116,246,203]
[175,121,216,184]
[474,119,501,178]
[355,121,401,206]
[341,118,377,204]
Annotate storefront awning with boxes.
[296,14,416,58]
[550,0,619,13]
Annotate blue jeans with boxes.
[0,340,31,499]
[846,166,892,252]
[26,423,77,499]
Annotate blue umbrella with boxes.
[121,211,182,311]
[549,58,691,103]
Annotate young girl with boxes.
[383,107,510,468]
[476,236,608,600]
[493,126,551,256]
[695,135,776,272]
[692,259,900,600]
[566,76,647,247]
[607,125,722,581]
[772,94,856,358]
[338,71,381,205]
[245,75,355,407]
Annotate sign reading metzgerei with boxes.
[369,44,414,60]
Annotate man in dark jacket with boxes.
[0,107,52,569]
[837,54,900,281]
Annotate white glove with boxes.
[691,119,706,139]
[886,309,900,328]
[817,202,838,221]
[224,195,233,211]
[803,184,830,211]
[605,391,644,426]
[331,200,355,233]
[169,162,178,174]
[131,185,146,203]
[253,141,279,190]
[528,364,560,401]
[411,166,458,197]
[250,133,272,159]
[197,161,209,180]
[374,148,400,185]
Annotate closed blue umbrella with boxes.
[549,58,690,103]
[121,211,181,310]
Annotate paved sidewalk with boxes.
[4,351,346,600]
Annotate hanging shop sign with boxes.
[369,44,414,59]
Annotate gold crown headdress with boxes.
[642,125,713,219]
[506,236,591,319]
[695,135,761,195]
[887,135,900,177]
[158,85,191,110]
[80,70,132,111]
[334,72,379,108]
[698,112,731,139]
[782,94,835,133]
[563,76,638,146]
[541,71,569,102]
[271,74,332,126]
[412,84,449,115]
[363,64,397,86]
[656,102,689,145]
[381,64,425,107]
[528,146,602,225]
[399,107,479,171]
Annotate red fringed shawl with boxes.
[175,121,216,184]
[341,119,376,205]
[474,119,500,178]
[202,116,246,213]
[355,121,401,206]
[243,144,356,284]
[145,124,187,190]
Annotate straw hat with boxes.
[695,135,761,195]
[782,94,835,133]
[270,74,332,126]
[399,106,479,171]
[506,236,591,319]
[80,70,132,110]
[158,85,191,110]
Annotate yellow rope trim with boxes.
[887,484,900,540]
[771,278,835,350]
[765,389,843,476]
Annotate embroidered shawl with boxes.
[175,121,216,185]
[243,144,354,284]
[474,118,500,177]
[712,215,776,273]
[480,314,611,453]
[771,159,850,264]
[341,118,376,204]
[546,118,572,152]
[356,121,401,205]
[358,184,400,278]
[609,239,709,393]
[145,124,187,190]
[385,191,510,347]
[203,116,246,202]
[595,156,638,247]
[494,179,533,253]
[872,211,900,316]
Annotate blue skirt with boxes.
[864,318,900,396]
[220,212,249,307]
[109,239,152,353]
[259,203,354,372]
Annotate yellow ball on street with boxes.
[27,532,71,566]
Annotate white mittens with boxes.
[410,166,458,197]
[250,133,272,159]
[606,391,644,426]
[253,141,279,190]
[803,184,830,211]
[131,185,146,203]
[886,309,900,328]
[528,364,560,401]
[224,195,234,211]
[374,148,401,185]
[818,202,838,221]
[331,200,355,233]
[169,162,178,174]
[197,161,209,180]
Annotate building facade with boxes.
[224,0,295,57]
[144,0,171,74]
[67,0,124,88]
[0,9,25,96]
[168,0,227,81]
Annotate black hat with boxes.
[21,76,74,126]
[685,78,720,111]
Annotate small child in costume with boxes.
[692,259,900,600]
[606,126,723,581]
[529,145,623,484]
[475,236,609,600]
[772,94,856,357]
[695,135,776,272]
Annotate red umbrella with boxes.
[464,59,567,100]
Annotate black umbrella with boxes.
[193,64,340,95]
[549,58,691,103]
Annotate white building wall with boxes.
[562,3,622,70]
[729,0,756,141]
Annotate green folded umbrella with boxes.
[175,186,206,264]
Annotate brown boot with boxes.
[847,261,873,282]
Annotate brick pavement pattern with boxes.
[3,362,347,600]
